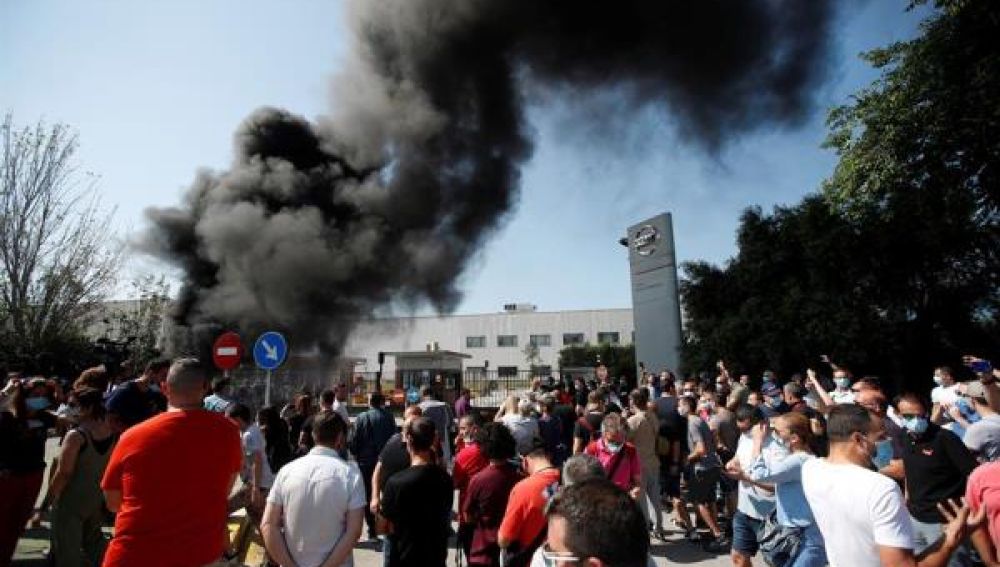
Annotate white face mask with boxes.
[932,375,943,386]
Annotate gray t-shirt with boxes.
[687,416,721,471]
[964,415,1000,462]
[709,409,740,453]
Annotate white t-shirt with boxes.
[931,384,960,408]
[831,389,856,405]
[734,432,781,519]
[331,399,351,425]
[802,458,913,567]
[241,424,275,489]
[267,446,366,567]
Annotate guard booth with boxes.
[384,350,471,407]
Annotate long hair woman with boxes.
[48,387,116,567]
[744,412,827,567]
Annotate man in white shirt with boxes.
[262,411,366,567]
[802,404,979,567]
[418,385,455,464]
[724,404,783,567]
[332,383,351,425]
[226,403,275,560]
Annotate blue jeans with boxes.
[787,524,827,567]
[732,511,764,556]
[910,515,974,567]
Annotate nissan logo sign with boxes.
[633,225,659,256]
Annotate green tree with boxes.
[558,343,636,382]
[108,275,171,370]
[681,0,1000,387]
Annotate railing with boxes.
[226,367,584,410]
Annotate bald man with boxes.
[101,359,242,567]
[856,388,906,481]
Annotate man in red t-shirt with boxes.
[967,460,1000,563]
[101,358,242,567]
[498,438,560,566]
[454,413,489,558]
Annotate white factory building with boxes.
[343,304,634,377]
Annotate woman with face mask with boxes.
[48,387,116,567]
[0,377,60,564]
[744,413,827,567]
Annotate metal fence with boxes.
[226,367,593,410]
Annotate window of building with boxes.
[498,366,519,377]
[466,336,486,348]
[597,332,620,345]
[562,333,585,346]
[497,335,518,347]
[529,334,551,347]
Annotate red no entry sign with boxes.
[212,332,244,371]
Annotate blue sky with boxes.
[0,1,928,315]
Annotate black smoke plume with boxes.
[143,0,838,356]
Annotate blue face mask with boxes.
[872,439,894,470]
[26,397,50,411]
[606,441,623,454]
[834,378,851,390]
[903,416,929,435]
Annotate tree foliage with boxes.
[681,1,1000,388]
[107,275,171,370]
[0,113,122,373]
[558,343,636,381]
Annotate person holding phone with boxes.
[931,367,962,426]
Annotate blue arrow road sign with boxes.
[253,331,288,371]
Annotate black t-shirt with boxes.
[378,433,411,492]
[287,413,306,448]
[381,464,454,567]
[553,404,577,447]
[105,381,164,427]
[0,410,56,473]
[902,423,978,522]
[572,412,603,444]
[654,396,683,441]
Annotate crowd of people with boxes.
[1,353,999,567]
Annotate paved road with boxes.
[14,439,741,567]
[15,524,738,567]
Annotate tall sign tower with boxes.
[626,212,683,376]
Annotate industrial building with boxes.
[343,303,634,377]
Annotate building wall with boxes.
[342,308,634,374]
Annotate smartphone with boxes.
[971,360,993,374]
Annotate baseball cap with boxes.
[965,381,989,401]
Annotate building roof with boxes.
[383,350,472,360]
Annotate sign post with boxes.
[212,332,244,378]
[253,331,288,407]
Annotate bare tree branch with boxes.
[1,112,123,355]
